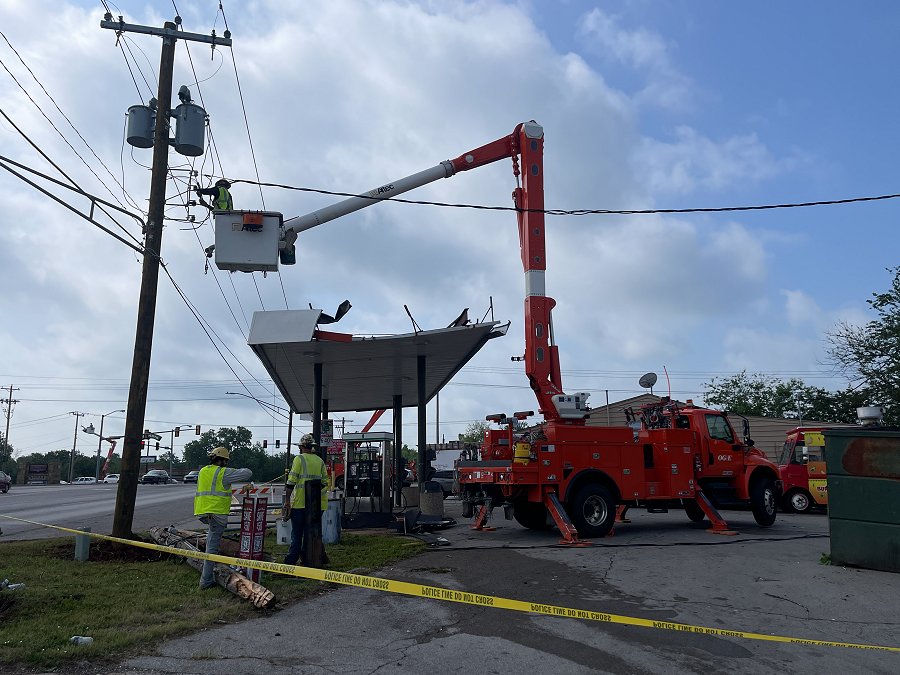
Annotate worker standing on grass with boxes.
[195,178,233,211]
[282,433,328,566]
[194,446,253,589]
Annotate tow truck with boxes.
[244,121,782,541]
[778,427,831,513]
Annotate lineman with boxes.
[193,446,252,589]
[282,433,328,566]
[195,178,233,211]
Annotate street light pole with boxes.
[95,409,125,481]
[69,411,84,483]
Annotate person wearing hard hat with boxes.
[195,178,233,211]
[193,446,252,589]
[282,433,328,566]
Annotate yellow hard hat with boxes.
[209,446,230,460]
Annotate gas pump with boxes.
[341,432,394,513]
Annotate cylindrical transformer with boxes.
[173,102,206,156]
[126,104,155,148]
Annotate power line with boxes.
[235,178,900,219]
[0,41,137,212]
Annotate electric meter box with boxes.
[214,210,283,272]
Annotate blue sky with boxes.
[0,0,897,461]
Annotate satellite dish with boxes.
[639,372,658,390]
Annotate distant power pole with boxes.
[100,14,231,538]
[1,385,19,446]
[69,411,85,483]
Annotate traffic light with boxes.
[195,425,201,435]
[275,439,280,449]
[174,427,180,437]
[155,442,160,451]
[262,440,267,448]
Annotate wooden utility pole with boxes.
[100,15,231,538]
[1,385,19,446]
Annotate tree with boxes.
[183,427,254,470]
[703,371,809,418]
[458,421,490,444]
[827,266,900,424]
[702,371,867,423]
[0,433,15,478]
[182,427,285,482]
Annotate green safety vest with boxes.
[214,187,233,210]
[194,464,231,515]
[287,453,328,510]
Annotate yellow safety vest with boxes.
[194,464,231,515]
[287,453,328,510]
[215,187,233,210]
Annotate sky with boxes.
[1,0,898,465]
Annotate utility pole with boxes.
[69,411,85,483]
[101,14,231,538]
[2,385,19,446]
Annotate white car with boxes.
[103,474,120,484]
[72,477,97,484]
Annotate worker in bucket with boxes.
[193,446,253,589]
[195,178,233,211]
[282,433,328,566]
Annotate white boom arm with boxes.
[281,161,457,249]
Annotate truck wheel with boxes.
[513,501,551,530]
[786,489,812,514]
[683,500,706,522]
[569,484,616,538]
[335,476,344,491]
[751,478,777,527]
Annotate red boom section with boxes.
[452,123,564,420]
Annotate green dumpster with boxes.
[825,429,900,573]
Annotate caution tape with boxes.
[230,486,278,496]
[1,513,898,654]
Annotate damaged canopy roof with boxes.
[247,309,508,414]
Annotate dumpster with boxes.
[825,428,900,573]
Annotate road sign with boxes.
[140,456,157,463]
[143,430,163,441]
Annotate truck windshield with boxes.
[779,439,796,465]
[705,414,734,443]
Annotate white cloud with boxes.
[577,7,692,111]
[632,126,800,195]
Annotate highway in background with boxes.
[0,483,201,540]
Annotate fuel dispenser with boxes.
[341,432,394,514]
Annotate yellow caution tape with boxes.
[1,513,898,654]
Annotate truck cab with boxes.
[778,428,828,513]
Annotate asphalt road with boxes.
[4,491,899,674]
[0,482,201,539]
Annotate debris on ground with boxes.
[149,526,276,609]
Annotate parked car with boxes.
[0,470,11,493]
[182,470,200,484]
[103,473,120,484]
[139,470,172,484]
[431,469,455,498]
[72,476,97,484]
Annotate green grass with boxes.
[0,531,424,669]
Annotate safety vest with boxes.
[288,453,328,510]
[194,464,231,515]
[214,187,233,210]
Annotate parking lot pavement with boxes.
[119,500,900,675]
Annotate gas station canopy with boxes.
[247,309,508,414]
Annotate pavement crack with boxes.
[763,591,810,616]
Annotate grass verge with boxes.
[0,530,424,670]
